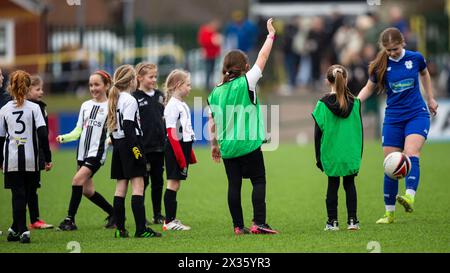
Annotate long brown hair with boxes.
[135,62,157,89]
[221,50,249,84]
[326,64,352,111]
[369,27,405,93]
[7,70,31,107]
[163,69,189,105]
[107,65,136,131]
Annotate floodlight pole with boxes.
[76,0,85,47]
[123,0,135,29]
[248,0,257,21]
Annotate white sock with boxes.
[386,205,395,212]
[406,189,416,197]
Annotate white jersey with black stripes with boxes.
[76,100,109,163]
[0,100,46,172]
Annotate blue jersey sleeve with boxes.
[417,52,427,71]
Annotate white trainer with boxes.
[347,218,360,230]
[324,220,339,231]
[163,219,191,231]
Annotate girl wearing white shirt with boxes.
[162,69,197,231]
[56,70,115,231]
[108,65,161,238]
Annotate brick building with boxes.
[0,0,46,72]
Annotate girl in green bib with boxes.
[208,18,278,235]
[312,64,363,231]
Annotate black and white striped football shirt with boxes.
[0,100,46,172]
[76,100,108,164]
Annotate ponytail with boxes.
[222,71,233,84]
[107,65,136,132]
[7,70,31,107]
[334,70,347,111]
[369,50,388,94]
[326,65,352,111]
[164,89,174,106]
[107,85,120,132]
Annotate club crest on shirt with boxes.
[387,67,391,71]
[405,60,413,69]
[14,137,27,145]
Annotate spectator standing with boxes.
[198,19,223,92]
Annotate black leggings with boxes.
[223,148,266,228]
[27,184,40,223]
[326,175,357,221]
[5,172,39,233]
[227,174,266,228]
[11,183,36,233]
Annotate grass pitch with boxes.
[0,142,449,253]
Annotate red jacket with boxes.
[198,25,221,59]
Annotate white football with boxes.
[383,152,411,180]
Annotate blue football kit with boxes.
[370,49,430,206]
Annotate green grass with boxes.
[0,142,449,253]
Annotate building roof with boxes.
[10,0,46,15]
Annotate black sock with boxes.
[88,192,114,216]
[251,176,266,225]
[131,195,146,233]
[68,185,83,221]
[343,175,357,221]
[113,196,126,230]
[27,186,39,223]
[164,189,177,223]
[326,177,340,222]
[11,187,27,234]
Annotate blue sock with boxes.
[384,174,398,206]
[406,156,420,191]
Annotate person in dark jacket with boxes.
[26,75,54,229]
[133,63,166,225]
[0,68,11,109]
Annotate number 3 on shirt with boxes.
[12,111,25,134]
